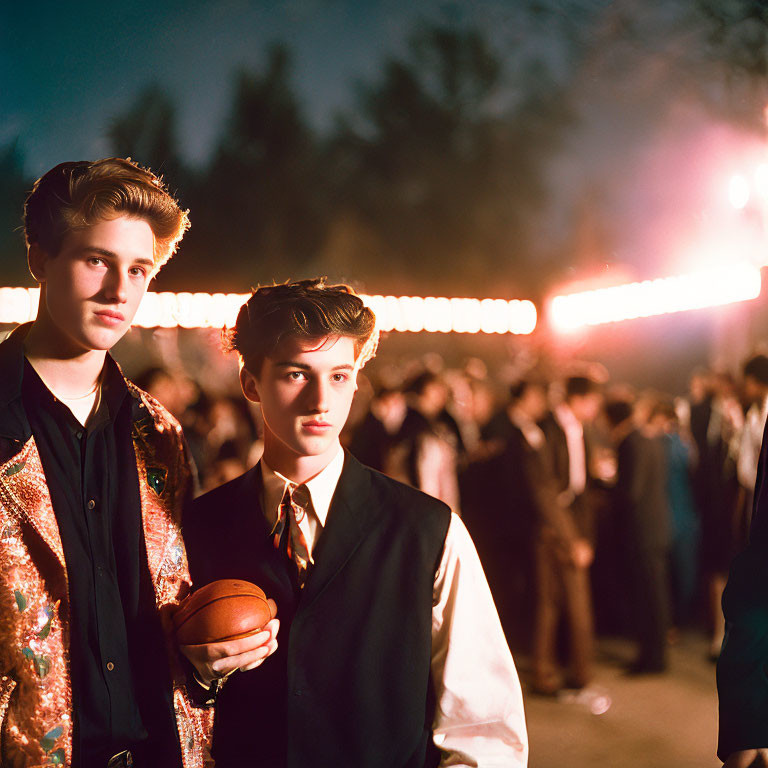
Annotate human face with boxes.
[571,392,602,424]
[521,385,548,421]
[30,215,155,353]
[241,335,359,472]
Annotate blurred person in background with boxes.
[460,379,549,650]
[533,376,602,694]
[648,399,700,632]
[389,371,461,512]
[605,399,671,674]
[690,369,744,660]
[347,384,407,473]
[733,355,768,553]
[203,439,249,492]
[133,365,185,418]
[446,373,497,461]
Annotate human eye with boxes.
[86,256,105,267]
[331,372,350,384]
[287,370,307,381]
[129,265,148,278]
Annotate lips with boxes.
[302,420,333,432]
[94,309,125,324]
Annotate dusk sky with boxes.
[3,1,764,288]
[2,0,578,176]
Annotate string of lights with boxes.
[0,264,761,334]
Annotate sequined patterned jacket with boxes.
[0,327,209,768]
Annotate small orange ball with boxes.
[173,579,275,645]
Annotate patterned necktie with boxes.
[271,483,312,588]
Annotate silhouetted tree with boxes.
[0,140,31,284]
[186,44,325,288]
[108,84,185,189]
[326,19,572,295]
[696,0,768,126]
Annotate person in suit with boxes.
[533,376,602,693]
[0,159,274,768]
[604,399,671,674]
[717,399,768,766]
[182,278,528,768]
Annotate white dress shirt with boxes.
[554,404,587,496]
[737,396,768,491]
[260,447,528,767]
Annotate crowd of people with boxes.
[135,347,768,695]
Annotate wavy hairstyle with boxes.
[24,157,189,272]
[226,277,379,375]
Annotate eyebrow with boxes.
[274,362,356,371]
[83,247,155,268]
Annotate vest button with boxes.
[106,661,115,671]
[293,688,303,696]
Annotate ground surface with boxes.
[522,634,721,768]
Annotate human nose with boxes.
[103,266,129,303]
[306,377,329,413]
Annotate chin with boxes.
[293,438,334,457]
[77,328,127,352]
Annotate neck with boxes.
[263,434,340,485]
[24,316,106,399]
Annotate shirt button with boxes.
[75,430,83,439]
[87,499,96,510]
[106,661,115,672]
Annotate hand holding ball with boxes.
[174,579,277,646]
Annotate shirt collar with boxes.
[22,352,129,426]
[260,446,345,529]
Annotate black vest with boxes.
[183,452,451,768]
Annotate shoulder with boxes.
[350,456,451,529]
[125,380,184,441]
[186,465,259,524]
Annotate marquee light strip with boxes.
[0,288,538,335]
[549,263,762,332]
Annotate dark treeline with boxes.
[2,1,767,296]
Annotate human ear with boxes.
[27,243,50,283]
[239,366,262,403]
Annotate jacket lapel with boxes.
[301,453,382,607]
[0,437,66,569]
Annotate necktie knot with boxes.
[273,483,312,589]
[288,483,310,522]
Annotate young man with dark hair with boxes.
[0,158,276,767]
[533,376,602,694]
[183,278,528,767]
[604,398,670,673]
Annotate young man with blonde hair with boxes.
[0,159,276,767]
[183,278,528,767]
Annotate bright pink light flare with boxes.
[549,263,762,333]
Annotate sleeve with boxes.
[718,417,768,759]
[430,514,528,767]
[523,445,579,546]
[717,543,768,759]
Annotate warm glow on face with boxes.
[0,288,537,334]
[549,263,762,332]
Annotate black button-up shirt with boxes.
[21,357,181,767]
